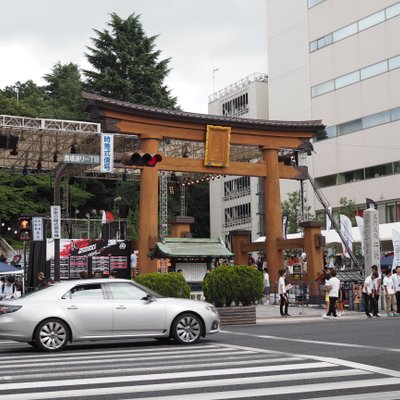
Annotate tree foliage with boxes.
[281,190,313,234]
[84,13,178,109]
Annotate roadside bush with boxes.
[203,265,263,307]
[134,272,191,299]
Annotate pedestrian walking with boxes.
[278,269,291,317]
[263,268,271,305]
[323,269,340,319]
[321,270,331,317]
[362,271,374,318]
[383,269,396,317]
[392,266,400,315]
[337,282,346,316]
[371,266,382,317]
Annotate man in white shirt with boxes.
[324,269,340,318]
[393,266,400,315]
[278,269,290,317]
[383,269,396,317]
[362,272,374,318]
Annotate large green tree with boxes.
[83,13,178,109]
[42,62,88,120]
[281,190,313,234]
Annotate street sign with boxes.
[51,206,61,239]
[32,217,44,241]
[63,154,100,164]
[100,133,114,173]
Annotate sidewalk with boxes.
[256,302,368,324]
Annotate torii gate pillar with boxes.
[138,136,160,274]
[262,147,284,284]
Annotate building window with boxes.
[315,161,400,189]
[311,54,400,98]
[308,0,326,8]
[222,93,249,117]
[310,3,400,52]
[365,163,393,179]
[315,106,400,142]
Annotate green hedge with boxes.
[134,272,191,299]
[203,265,263,307]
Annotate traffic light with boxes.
[121,152,162,167]
[17,217,31,241]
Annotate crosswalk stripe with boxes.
[298,391,400,400]
[0,343,222,359]
[122,378,400,400]
[3,376,398,400]
[0,349,256,368]
[0,361,333,391]
[1,356,305,381]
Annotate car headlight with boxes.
[206,305,218,314]
[0,305,22,314]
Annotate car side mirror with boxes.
[143,294,156,302]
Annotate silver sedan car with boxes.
[0,278,220,352]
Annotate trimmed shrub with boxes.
[203,265,263,307]
[134,272,191,299]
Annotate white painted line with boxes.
[0,362,332,392]
[217,342,400,379]
[0,349,255,368]
[298,390,400,400]
[120,379,400,400]
[0,356,304,382]
[222,329,400,353]
[0,370,368,398]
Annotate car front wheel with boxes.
[34,319,69,352]
[171,313,202,344]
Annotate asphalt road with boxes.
[217,316,400,372]
[1,316,400,399]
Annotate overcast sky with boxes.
[0,0,267,114]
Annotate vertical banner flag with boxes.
[326,206,332,231]
[51,205,61,240]
[282,214,288,239]
[340,214,353,258]
[355,215,364,256]
[101,133,114,173]
[392,229,400,269]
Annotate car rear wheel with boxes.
[34,319,69,352]
[171,313,202,344]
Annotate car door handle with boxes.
[67,305,78,310]
[115,305,127,310]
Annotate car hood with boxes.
[157,297,213,309]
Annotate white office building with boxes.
[208,73,269,245]
[266,0,400,224]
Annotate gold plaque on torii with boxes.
[204,125,231,167]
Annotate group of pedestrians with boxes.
[363,264,400,318]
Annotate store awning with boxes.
[148,237,234,259]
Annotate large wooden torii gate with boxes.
[83,92,325,282]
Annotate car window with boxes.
[62,284,104,300]
[107,282,148,300]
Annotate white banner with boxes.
[326,206,332,231]
[100,133,114,173]
[355,215,364,256]
[340,214,353,258]
[51,205,61,240]
[392,228,400,269]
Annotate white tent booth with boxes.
[255,222,400,253]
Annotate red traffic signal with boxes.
[121,152,162,167]
[17,217,31,241]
